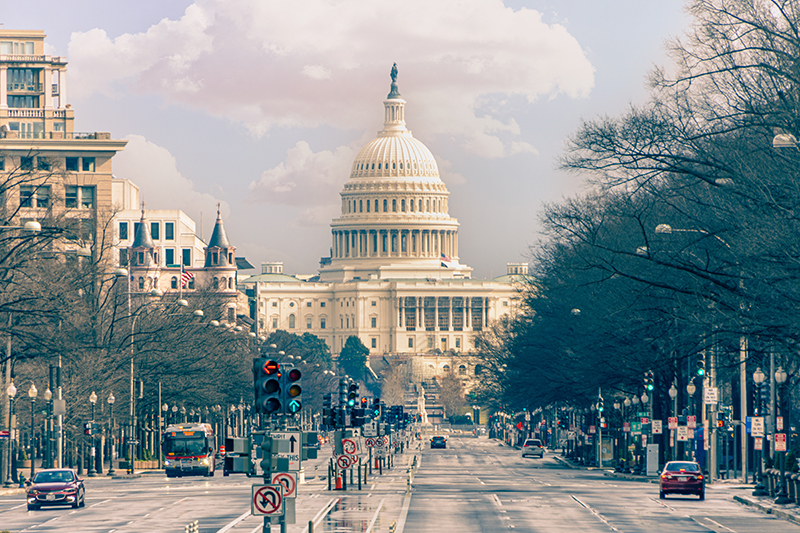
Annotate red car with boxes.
[26,468,86,510]
[660,461,704,500]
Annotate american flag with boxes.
[180,265,194,288]
[440,253,452,268]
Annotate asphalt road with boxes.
[0,436,796,532]
[404,435,798,533]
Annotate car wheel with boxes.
[27,504,39,511]
[205,469,214,477]
[79,492,86,507]
[166,472,176,478]
[699,491,705,501]
[659,491,666,499]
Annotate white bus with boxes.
[162,423,216,477]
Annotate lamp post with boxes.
[107,392,116,475]
[668,383,678,460]
[3,381,17,487]
[180,406,186,424]
[172,405,178,426]
[27,383,37,479]
[687,379,696,461]
[641,392,650,474]
[774,366,790,505]
[160,403,167,470]
[752,368,767,496]
[88,391,97,476]
[43,387,52,469]
[623,397,631,470]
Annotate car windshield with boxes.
[432,437,445,441]
[164,436,206,456]
[665,462,700,472]
[524,440,542,446]
[33,471,74,483]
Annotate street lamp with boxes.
[752,368,767,496]
[107,392,116,475]
[88,391,97,476]
[668,383,678,461]
[774,366,790,505]
[3,381,16,486]
[27,383,37,479]
[43,387,52,469]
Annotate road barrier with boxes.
[183,520,198,533]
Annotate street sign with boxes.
[750,417,764,437]
[775,433,787,452]
[687,416,696,429]
[342,438,357,455]
[271,431,301,471]
[53,399,67,416]
[336,454,355,469]
[365,437,376,448]
[363,420,378,437]
[640,417,649,425]
[754,437,763,451]
[631,422,641,435]
[251,484,283,516]
[777,416,784,431]
[703,387,718,405]
[623,422,630,433]
[652,420,662,435]
[668,417,678,430]
[271,472,297,499]
[687,428,694,439]
[0,430,8,439]
[677,426,688,442]
[589,425,596,434]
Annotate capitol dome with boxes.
[320,65,471,283]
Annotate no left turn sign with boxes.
[342,438,357,455]
[337,454,354,469]
[251,484,284,516]
[365,437,376,448]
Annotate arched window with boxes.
[401,233,407,252]
[138,277,144,290]
[401,199,406,212]
[171,276,178,289]
[371,163,375,170]
[443,365,450,373]
[375,199,379,212]
[410,199,415,211]
[359,200,363,212]
[366,200,370,212]
[458,365,467,376]
[392,162,396,169]
[378,163,381,170]
[383,199,387,212]
[391,233,397,252]
[392,199,397,212]
[289,314,296,328]
[382,233,388,253]
[228,278,233,289]
[400,162,404,169]
[213,277,219,289]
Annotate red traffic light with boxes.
[264,360,280,375]
[288,368,301,381]
[361,397,368,405]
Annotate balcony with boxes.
[0,129,112,140]
[6,82,43,92]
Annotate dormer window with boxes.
[212,251,219,264]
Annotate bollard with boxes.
[358,462,362,490]
[379,458,383,475]
[328,461,332,491]
[308,520,314,533]
[350,465,353,486]
[389,519,397,533]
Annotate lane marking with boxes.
[216,510,250,533]
[491,494,503,508]
[704,517,737,533]
[90,498,112,508]
[302,497,339,532]
[364,498,385,533]
[571,495,618,532]
[395,486,413,533]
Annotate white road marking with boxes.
[216,510,254,533]
[89,498,112,508]
[491,494,503,507]
[572,495,618,532]
[704,517,737,533]
[364,498,385,533]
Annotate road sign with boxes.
[365,437,376,448]
[677,426,688,442]
[363,420,378,437]
[668,417,678,430]
[703,387,718,405]
[589,425,596,434]
[252,484,283,516]
[336,454,355,469]
[271,472,297,499]
[652,420,662,435]
[0,430,8,439]
[777,416,784,431]
[750,417,764,437]
[342,438,357,455]
[755,437,763,451]
[622,422,630,433]
[687,416,696,429]
[631,422,641,435]
[271,431,301,471]
[775,433,787,452]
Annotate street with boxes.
[0,436,796,532]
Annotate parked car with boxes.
[521,438,545,458]
[25,469,85,510]
[660,461,704,500]
[430,436,447,449]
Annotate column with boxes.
[466,299,472,331]
[59,67,67,107]
[448,297,453,331]
[417,297,422,331]
[44,67,53,109]
[0,67,7,109]
[434,297,439,331]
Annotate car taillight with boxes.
[697,475,703,480]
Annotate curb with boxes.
[110,474,142,480]
[733,495,800,526]
[602,471,659,483]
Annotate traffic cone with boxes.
[335,473,343,490]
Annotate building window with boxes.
[188,278,195,289]
[401,199,406,212]
[306,302,312,307]
[456,338,461,348]
[359,200,363,212]
[306,318,312,329]
[272,317,278,329]
[165,248,175,266]
[371,317,377,328]
[408,338,413,348]
[366,200,370,213]
[150,222,160,240]
[37,157,51,171]
[171,277,178,289]
[371,338,377,348]
[119,249,128,266]
[0,157,4,171]
[119,222,128,240]
[65,186,94,209]
[19,185,49,208]
[320,318,326,329]
[272,301,278,307]
[383,199,387,212]
[228,307,235,323]
[288,314,296,329]
[443,364,450,373]
[138,277,145,290]
[65,157,79,172]
[213,277,219,289]
[503,300,508,307]
[392,199,397,212]
[81,157,95,172]
[180,248,190,266]
[375,199,379,212]
[372,301,377,307]
[458,365,467,376]
[20,157,34,171]
[165,222,174,240]
[321,302,326,308]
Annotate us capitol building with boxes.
[243,68,528,362]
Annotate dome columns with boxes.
[331,228,458,261]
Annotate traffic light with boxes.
[254,359,282,414]
[696,358,705,377]
[644,371,654,392]
[260,436,273,475]
[372,398,382,418]
[347,383,358,407]
[83,422,99,435]
[361,397,368,406]
[352,408,365,427]
[596,396,604,413]
[283,367,302,414]
[323,393,334,427]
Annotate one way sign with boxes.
[271,432,301,471]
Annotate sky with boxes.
[0,0,689,279]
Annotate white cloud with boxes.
[68,0,594,155]
[113,134,227,224]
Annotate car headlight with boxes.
[165,460,171,466]
[201,458,209,465]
